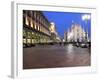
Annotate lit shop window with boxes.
[32,32,34,35]
[25,16,29,26]
[31,32,34,38]
[32,39,34,43]
[23,39,26,43]
[27,39,31,43]
[27,32,31,38]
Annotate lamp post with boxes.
[82,14,91,43]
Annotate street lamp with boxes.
[82,14,91,42]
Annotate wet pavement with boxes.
[23,44,91,69]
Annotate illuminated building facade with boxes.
[50,22,61,42]
[64,23,88,43]
[23,10,51,47]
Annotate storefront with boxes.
[23,10,51,47]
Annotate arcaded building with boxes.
[23,10,51,47]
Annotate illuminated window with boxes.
[23,39,26,43]
[25,16,29,26]
[30,19,33,28]
[32,32,34,35]
[23,30,26,38]
[32,39,34,43]
[27,32,31,38]
[32,32,34,39]
[39,26,41,31]
[38,25,40,31]
[27,39,31,43]
[35,23,37,29]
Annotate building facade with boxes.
[23,10,51,47]
[64,23,88,43]
[50,22,61,42]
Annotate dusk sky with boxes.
[43,11,91,39]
